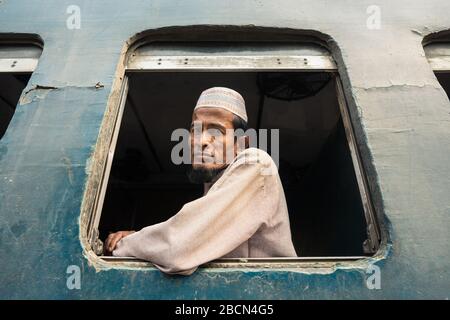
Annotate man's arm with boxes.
[112,149,279,275]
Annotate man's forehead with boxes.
[191,107,234,124]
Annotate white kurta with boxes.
[113,147,297,275]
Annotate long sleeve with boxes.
[112,148,282,275]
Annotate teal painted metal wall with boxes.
[0,0,449,299]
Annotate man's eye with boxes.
[210,126,225,135]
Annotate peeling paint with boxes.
[411,29,424,36]
[19,85,57,105]
[61,157,74,185]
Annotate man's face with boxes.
[189,107,237,174]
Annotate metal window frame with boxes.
[0,58,39,73]
[87,46,380,269]
[0,44,43,73]
[87,77,129,254]
[424,42,450,72]
[127,55,337,72]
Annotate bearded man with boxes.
[107,87,297,275]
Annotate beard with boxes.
[187,166,224,183]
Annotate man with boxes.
[106,87,297,275]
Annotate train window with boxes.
[424,42,450,99]
[87,41,380,268]
[0,42,42,139]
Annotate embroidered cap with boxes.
[194,87,248,122]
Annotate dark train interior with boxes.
[436,73,450,99]
[0,73,31,139]
[97,71,369,257]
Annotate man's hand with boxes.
[104,230,135,255]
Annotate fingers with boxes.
[104,234,112,254]
[109,232,124,253]
[105,232,123,253]
[104,231,136,255]
[104,233,114,253]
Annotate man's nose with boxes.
[200,130,214,148]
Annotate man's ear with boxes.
[234,135,249,155]
[243,135,250,149]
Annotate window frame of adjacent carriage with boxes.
[424,41,450,72]
[88,42,381,267]
[0,40,43,140]
[424,41,450,99]
[0,41,42,73]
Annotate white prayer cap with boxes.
[194,87,248,122]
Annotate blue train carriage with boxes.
[0,1,449,299]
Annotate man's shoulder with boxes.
[237,147,273,159]
[213,148,279,191]
[234,148,276,168]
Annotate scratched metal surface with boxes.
[0,0,449,299]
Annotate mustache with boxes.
[193,151,214,157]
